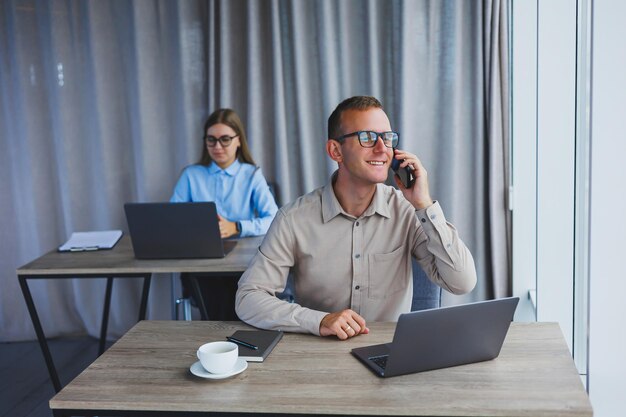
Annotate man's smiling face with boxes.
[336,107,393,186]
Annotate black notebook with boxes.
[228,330,283,362]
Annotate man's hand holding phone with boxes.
[392,149,434,210]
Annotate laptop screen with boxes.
[124,202,234,259]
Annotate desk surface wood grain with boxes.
[50,321,592,416]
[17,235,263,275]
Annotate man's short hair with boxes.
[327,96,383,140]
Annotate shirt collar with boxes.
[368,183,392,218]
[208,159,241,176]
[321,172,392,223]
[321,173,344,223]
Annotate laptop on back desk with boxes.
[351,297,519,377]
[124,202,236,259]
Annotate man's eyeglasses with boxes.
[204,135,238,147]
[334,131,399,148]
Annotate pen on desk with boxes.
[70,246,99,251]
[226,336,258,350]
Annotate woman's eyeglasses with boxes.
[204,135,238,147]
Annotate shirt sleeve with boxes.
[170,169,191,202]
[238,168,279,237]
[235,209,328,335]
[412,201,477,295]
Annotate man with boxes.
[236,96,476,339]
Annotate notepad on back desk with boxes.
[58,230,123,252]
[228,330,283,362]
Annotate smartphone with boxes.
[391,156,415,189]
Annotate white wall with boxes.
[588,0,626,413]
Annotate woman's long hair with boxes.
[197,108,256,166]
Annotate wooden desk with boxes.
[17,236,262,392]
[50,321,592,417]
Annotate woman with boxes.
[171,108,278,237]
[171,108,278,320]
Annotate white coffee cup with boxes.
[197,341,239,374]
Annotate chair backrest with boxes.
[267,181,281,207]
[277,272,295,303]
[411,259,442,311]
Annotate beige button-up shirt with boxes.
[236,177,477,335]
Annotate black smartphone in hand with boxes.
[391,156,415,189]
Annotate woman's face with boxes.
[205,123,241,169]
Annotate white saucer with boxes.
[190,358,248,379]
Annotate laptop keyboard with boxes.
[368,354,389,370]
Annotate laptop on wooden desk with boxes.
[352,297,519,377]
[124,202,236,259]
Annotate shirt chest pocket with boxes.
[367,246,410,300]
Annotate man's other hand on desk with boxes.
[320,309,370,340]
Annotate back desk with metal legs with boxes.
[16,235,262,393]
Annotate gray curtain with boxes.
[0,0,509,342]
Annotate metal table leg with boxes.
[189,275,209,320]
[98,277,114,356]
[19,275,62,393]
[138,274,152,320]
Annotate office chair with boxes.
[175,291,192,320]
[411,259,442,311]
[276,272,295,303]
[267,180,281,207]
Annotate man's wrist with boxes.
[235,221,242,235]
[414,199,434,210]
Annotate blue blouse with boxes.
[170,160,278,237]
